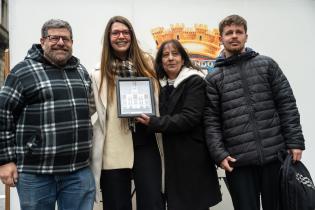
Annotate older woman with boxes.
[137,39,221,210]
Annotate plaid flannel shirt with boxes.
[0,44,93,174]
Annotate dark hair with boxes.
[155,39,199,79]
[219,14,247,35]
[41,19,73,38]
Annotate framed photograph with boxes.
[116,77,156,118]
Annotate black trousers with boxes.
[100,140,164,210]
[226,161,281,210]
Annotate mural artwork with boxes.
[151,23,221,72]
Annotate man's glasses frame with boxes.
[44,35,73,44]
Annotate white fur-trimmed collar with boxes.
[159,67,205,88]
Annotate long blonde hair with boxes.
[99,16,158,103]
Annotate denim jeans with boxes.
[16,167,95,210]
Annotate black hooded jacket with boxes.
[0,44,92,173]
[204,48,305,167]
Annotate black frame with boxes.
[116,77,156,118]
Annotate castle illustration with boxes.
[151,23,221,59]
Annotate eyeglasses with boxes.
[110,30,131,38]
[44,35,72,44]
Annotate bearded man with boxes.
[204,14,305,210]
[0,19,95,210]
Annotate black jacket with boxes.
[149,67,221,210]
[0,44,92,173]
[204,48,305,167]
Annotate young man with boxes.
[204,14,305,210]
[0,19,95,210]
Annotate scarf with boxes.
[112,59,138,131]
[112,59,138,78]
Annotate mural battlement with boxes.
[151,23,221,59]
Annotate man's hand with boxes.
[289,149,303,163]
[0,162,18,187]
[220,156,237,172]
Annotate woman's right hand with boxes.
[136,113,150,126]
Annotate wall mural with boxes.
[151,23,221,72]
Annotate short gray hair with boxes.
[41,19,73,38]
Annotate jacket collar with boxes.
[160,67,204,114]
[159,67,205,88]
[215,47,258,67]
[25,44,80,70]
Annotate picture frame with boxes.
[116,77,156,118]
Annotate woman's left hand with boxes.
[136,113,150,125]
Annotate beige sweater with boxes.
[102,89,134,169]
[90,67,164,202]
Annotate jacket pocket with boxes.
[25,130,42,155]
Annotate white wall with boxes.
[9,0,315,209]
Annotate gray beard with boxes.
[44,50,72,67]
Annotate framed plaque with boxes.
[116,77,156,118]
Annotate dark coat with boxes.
[0,44,92,173]
[204,48,305,167]
[149,69,221,210]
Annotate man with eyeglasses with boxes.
[0,19,95,210]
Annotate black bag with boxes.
[279,153,315,210]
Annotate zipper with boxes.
[238,61,264,164]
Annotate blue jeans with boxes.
[16,167,95,210]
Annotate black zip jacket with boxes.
[204,48,305,167]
